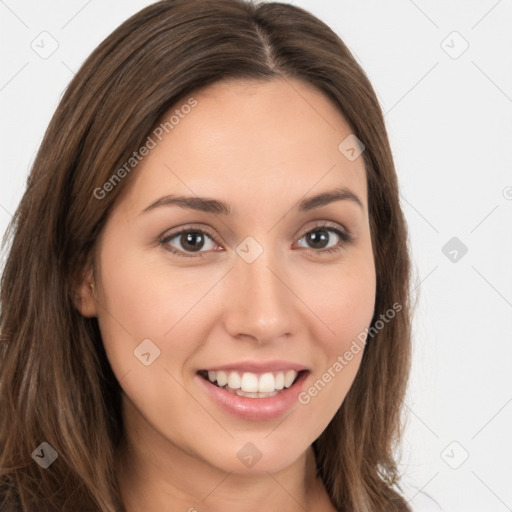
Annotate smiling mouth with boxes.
[197,369,307,398]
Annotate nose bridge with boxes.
[223,238,296,343]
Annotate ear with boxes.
[72,265,99,318]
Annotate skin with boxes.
[76,77,376,511]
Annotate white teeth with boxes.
[284,370,296,388]
[216,370,228,387]
[274,372,285,390]
[258,372,275,393]
[227,372,241,390]
[233,389,279,398]
[240,372,259,392]
[205,369,299,394]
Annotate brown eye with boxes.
[160,228,220,257]
[178,231,207,252]
[159,223,352,259]
[303,228,331,249]
[296,224,352,255]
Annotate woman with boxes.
[0,1,412,510]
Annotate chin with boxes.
[199,435,311,475]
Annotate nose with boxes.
[222,245,298,345]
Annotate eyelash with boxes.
[159,222,353,259]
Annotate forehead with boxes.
[119,77,367,217]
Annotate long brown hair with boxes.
[0,1,412,510]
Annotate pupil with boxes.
[307,229,328,249]
[182,232,204,251]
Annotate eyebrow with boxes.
[140,186,364,216]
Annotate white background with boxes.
[1,1,511,511]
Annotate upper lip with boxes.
[199,360,309,373]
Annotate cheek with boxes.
[297,251,375,420]
[94,227,199,382]
[310,250,376,354]
[95,232,235,408]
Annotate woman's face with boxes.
[82,77,376,474]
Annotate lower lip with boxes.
[196,371,309,421]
